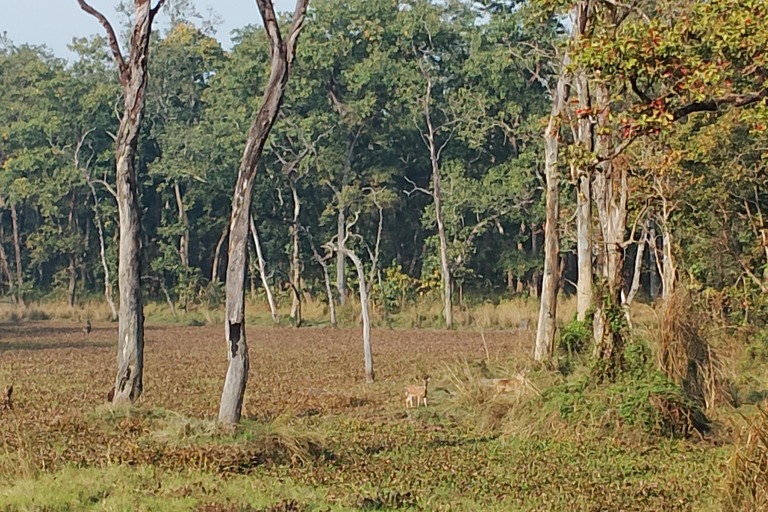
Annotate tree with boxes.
[76,0,168,404]
[218,0,309,426]
[535,1,589,362]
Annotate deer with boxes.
[405,376,430,408]
[2,385,13,411]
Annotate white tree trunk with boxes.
[249,216,278,324]
[289,179,302,325]
[87,181,118,319]
[343,248,374,383]
[573,66,593,322]
[535,70,570,361]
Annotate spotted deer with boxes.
[405,376,430,408]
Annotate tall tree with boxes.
[218,0,309,425]
[76,0,167,404]
[535,1,589,361]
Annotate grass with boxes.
[0,293,596,332]
[0,310,759,511]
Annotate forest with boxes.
[3,0,768,509]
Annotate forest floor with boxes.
[0,321,732,511]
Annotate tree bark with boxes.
[334,131,360,306]
[573,56,594,322]
[289,179,301,324]
[622,229,647,327]
[343,248,374,383]
[0,220,13,295]
[212,226,227,283]
[534,1,588,360]
[661,223,676,300]
[249,216,279,324]
[336,208,347,305]
[314,246,337,328]
[649,222,660,300]
[87,181,117,319]
[10,203,24,306]
[68,257,77,308]
[174,182,189,268]
[78,0,168,404]
[218,0,308,425]
[421,70,453,329]
[535,67,570,361]
[591,77,629,374]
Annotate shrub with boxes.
[558,315,592,355]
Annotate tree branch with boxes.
[673,88,768,120]
[76,0,127,85]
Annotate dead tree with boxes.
[306,231,337,328]
[326,210,379,383]
[418,61,454,329]
[76,129,118,320]
[218,0,309,425]
[77,0,167,404]
[249,216,279,324]
[272,122,330,326]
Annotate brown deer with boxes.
[405,376,430,408]
[2,385,13,411]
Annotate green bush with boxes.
[540,339,709,438]
[558,316,592,355]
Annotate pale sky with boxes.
[1,0,297,58]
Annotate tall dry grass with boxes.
[723,407,768,511]
[0,293,600,333]
[653,290,732,411]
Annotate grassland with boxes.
[0,316,750,511]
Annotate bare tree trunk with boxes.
[160,278,177,318]
[218,0,308,425]
[334,131,360,306]
[434,168,452,329]
[77,0,168,404]
[68,257,77,308]
[10,203,23,307]
[336,208,347,305]
[573,61,594,322]
[535,68,570,361]
[649,222,659,300]
[661,224,676,300]
[0,220,13,295]
[591,73,629,376]
[212,226,227,283]
[625,230,647,307]
[68,190,78,308]
[420,70,453,329]
[622,229,647,327]
[535,2,588,360]
[343,248,373,383]
[289,179,301,324]
[319,255,337,327]
[307,235,336,327]
[249,216,279,324]
[87,181,117,319]
[174,182,189,268]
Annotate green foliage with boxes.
[373,262,418,314]
[544,339,708,438]
[558,315,592,355]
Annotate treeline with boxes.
[1,0,767,339]
[0,0,556,318]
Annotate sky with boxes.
[1,0,297,59]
